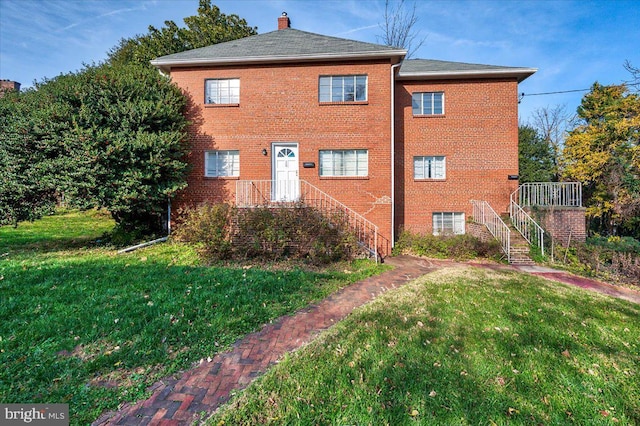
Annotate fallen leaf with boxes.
[562,349,571,358]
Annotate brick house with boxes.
[151,14,535,256]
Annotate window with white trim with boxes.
[412,92,444,115]
[319,75,367,102]
[414,156,446,179]
[205,78,239,104]
[319,149,368,177]
[433,212,465,235]
[205,150,239,177]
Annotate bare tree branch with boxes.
[529,105,572,181]
[377,0,426,58]
[623,60,640,91]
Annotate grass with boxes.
[208,266,640,425]
[0,210,387,425]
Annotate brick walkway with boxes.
[93,256,640,425]
[93,256,447,426]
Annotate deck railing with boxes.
[471,200,511,263]
[512,182,582,208]
[510,200,545,256]
[236,180,381,261]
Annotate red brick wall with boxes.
[168,60,394,253]
[534,207,587,246]
[394,78,520,236]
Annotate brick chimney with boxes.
[278,12,290,30]
[0,80,20,97]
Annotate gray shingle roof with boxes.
[151,28,406,71]
[399,59,536,82]
[150,29,535,83]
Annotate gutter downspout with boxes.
[390,62,401,249]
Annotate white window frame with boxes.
[412,92,444,115]
[205,150,239,177]
[205,78,240,104]
[319,75,368,102]
[319,149,368,177]
[414,156,446,179]
[433,212,465,235]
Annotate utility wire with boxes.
[519,81,640,102]
[521,88,590,97]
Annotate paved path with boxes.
[93,256,640,425]
[93,256,448,425]
[513,264,640,305]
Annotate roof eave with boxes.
[397,68,537,83]
[151,50,407,72]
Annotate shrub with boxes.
[393,230,502,261]
[562,237,640,286]
[172,203,234,261]
[173,202,360,265]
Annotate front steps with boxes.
[502,214,535,265]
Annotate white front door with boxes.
[272,143,300,202]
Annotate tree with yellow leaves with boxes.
[562,83,640,237]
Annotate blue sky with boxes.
[1,0,638,123]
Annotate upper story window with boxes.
[319,149,368,177]
[414,156,446,179]
[205,78,239,104]
[319,75,367,102]
[412,92,444,115]
[205,150,239,177]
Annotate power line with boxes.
[519,81,640,102]
[521,88,591,97]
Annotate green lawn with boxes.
[208,266,640,425]
[0,210,386,425]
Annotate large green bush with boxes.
[0,64,190,232]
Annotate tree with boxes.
[561,83,640,237]
[518,125,555,183]
[377,0,426,58]
[624,60,640,90]
[108,0,257,67]
[2,0,258,233]
[0,90,60,225]
[0,64,190,232]
[530,105,571,180]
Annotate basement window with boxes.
[433,212,465,235]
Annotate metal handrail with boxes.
[510,200,545,257]
[236,180,381,262]
[511,182,582,208]
[470,200,511,263]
